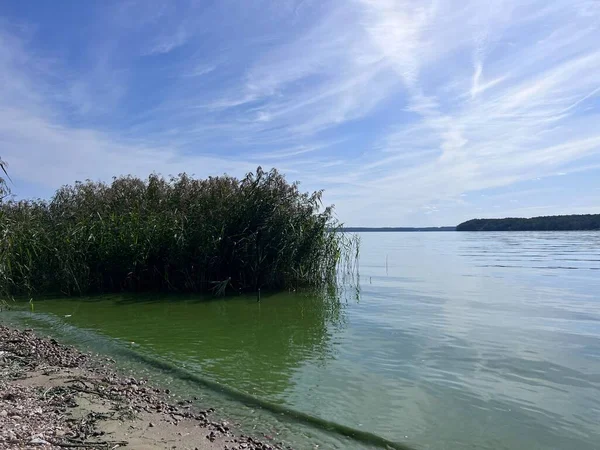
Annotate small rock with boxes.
[29,437,50,446]
[149,422,155,428]
[0,410,7,417]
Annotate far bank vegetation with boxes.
[457,214,600,231]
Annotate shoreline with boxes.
[0,326,293,450]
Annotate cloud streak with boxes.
[0,0,599,225]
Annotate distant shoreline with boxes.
[340,227,456,232]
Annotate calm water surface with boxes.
[11,232,600,449]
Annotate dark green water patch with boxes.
[1,293,410,450]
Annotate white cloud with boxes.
[184,64,217,78]
[147,26,190,55]
[1,0,599,225]
[319,0,600,224]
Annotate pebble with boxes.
[1,325,294,450]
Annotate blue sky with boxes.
[1,0,599,226]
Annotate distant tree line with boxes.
[456,214,600,231]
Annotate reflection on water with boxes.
[27,232,600,449]
[32,291,346,402]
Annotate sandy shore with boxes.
[0,326,293,450]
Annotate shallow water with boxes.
[4,232,600,449]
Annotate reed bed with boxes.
[0,168,357,298]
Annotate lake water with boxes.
[3,232,600,449]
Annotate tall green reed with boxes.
[0,156,10,308]
[0,167,357,298]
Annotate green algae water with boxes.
[3,232,600,449]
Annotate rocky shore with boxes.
[0,326,293,450]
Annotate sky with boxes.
[0,0,599,227]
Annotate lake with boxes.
[3,231,600,449]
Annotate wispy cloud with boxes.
[322,0,600,224]
[0,0,599,225]
[147,26,190,55]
